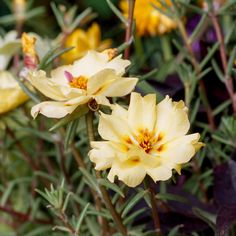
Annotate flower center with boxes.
[64,71,88,90]
[69,76,88,90]
[136,129,157,153]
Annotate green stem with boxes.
[176,17,216,130]
[124,0,136,59]
[144,178,162,236]
[86,111,128,236]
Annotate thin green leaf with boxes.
[75,203,90,233]
[106,0,127,25]
[69,8,92,33]
[192,207,216,231]
[98,179,124,198]
[226,46,236,75]
[50,2,65,29]
[64,119,79,150]
[211,59,225,82]
[199,42,220,69]
[79,168,101,195]
[121,190,147,218]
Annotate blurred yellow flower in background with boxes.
[28,50,138,119]
[0,71,28,114]
[61,23,112,64]
[89,92,204,187]
[0,31,28,115]
[120,0,176,36]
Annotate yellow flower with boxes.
[120,0,176,36]
[61,23,112,64]
[0,71,28,114]
[89,92,204,187]
[27,50,138,119]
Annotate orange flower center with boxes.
[69,76,88,90]
[136,129,157,153]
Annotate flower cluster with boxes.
[26,46,203,187]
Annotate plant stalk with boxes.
[124,0,136,59]
[86,111,128,236]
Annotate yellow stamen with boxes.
[69,76,88,90]
[136,129,158,153]
[21,33,37,58]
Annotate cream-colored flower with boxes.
[89,92,204,187]
[27,50,138,119]
[0,71,28,114]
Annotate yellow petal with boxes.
[89,141,114,170]
[27,70,66,101]
[156,96,190,141]
[98,112,131,143]
[71,51,130,78]
[108,161,146,187]
[31,101,77,119]
[146,166,172,182]
[128,92,157,132]
[101,77,138,97]
[161,133,202,164]
[0,89,28,114]
[0,71,28,114]
[111,104,128,118]
[87,69,116,95]
[87,23,101,48]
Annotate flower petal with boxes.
[71,50,130,78]
[108,161,146,187]
[27,70,66,101]
[156,96,190,141]
[87,69,116,95]
[89,141,115,170]
[128,92,157,132]
[161,133,202,164]
[98,112,130,142]
[101,77,138,97]
[31,101,77,119]
[146,166,172,182]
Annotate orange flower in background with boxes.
[120,0,176,36]
[61,23,112,64]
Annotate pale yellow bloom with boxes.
[0,31,28,114]
[120,0,176,36]
[0,71,28,114]
[27,50,138,119]
[61,23,112,64]
[89,92,204,187]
